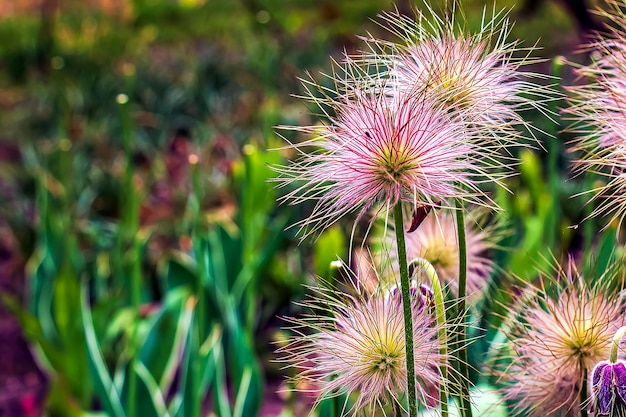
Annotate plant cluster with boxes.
[277,2,626,417]
[6,1,626,417]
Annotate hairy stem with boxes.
[611,326,626,364]
[394,203,418,417]
[580,360,588,417]
[410,258,448,417]
[455,201,472,417]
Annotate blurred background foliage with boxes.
[0,0,621,416]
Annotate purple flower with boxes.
[591,360,626,416]
[387,281,434,316]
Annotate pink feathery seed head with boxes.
[497,262,626,416]
[566,33,626,227]
[279,277,447,414]
[404,209,493,298]
[390,35,521,127]
[365,4,552,144]
[376,208,494,299]
[568,38,626,148]
[275,87,484,239]
[503,355,583,417]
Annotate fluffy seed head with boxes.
[497,263,626,416]
[566,4,626,227]
[275,3,552,240]
[391,35,521,127]
[280,277,446,413]
[515,286,623,371]
[403,210,493,298]
[505,356,582,417]
[275,82,490,239]
[364,4,551,144]
[374,209,494,299]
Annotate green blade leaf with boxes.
[139,288,195,392]
[134,361,172,417]
[80,283,126,417]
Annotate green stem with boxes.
[455,201,472,417]
[118,94,139,417]
[333,391,340,417]
[128,235,141,417]
[394,203,418,417]
[190,159,204,417]
[192,255,204,417]
[610,326,626,364]
[580,361,588,417]
[410,258,448,417]
[547,56,564,250]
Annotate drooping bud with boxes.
[387,280,434,316]
[407,202,439,233]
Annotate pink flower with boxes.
[275,86,492,238]
[280,277,447,414]
[276,5,551,239]
[496,263,626,416]
[390,36,523,128]
[368,6,550,143]
[504,356,582,417]
[372,208,494,299]
[567,24,626,226]
[401,209,494,298]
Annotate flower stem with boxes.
[610,326,626,364]
[190,159,204,417]
[580,360,588,417]
[455,201,472,417]
[118,95,139,417]
[129,235,141,417]
[410,258,448,417]
[394,203,418,417]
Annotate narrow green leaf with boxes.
[200,326,222,388]
[2,294,63,374]
[139,288,194,392]
[168,396,183,417]
[232,367,252,417]
[164,252,198,292]
[80,283,126,417]
[134,361,171,417]
[211,341,232,417]
[231,215,290,304]
[226,326,262,416]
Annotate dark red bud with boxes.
[407,202,440,233]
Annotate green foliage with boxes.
[0,1,622,417]
[314,225,346,279]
